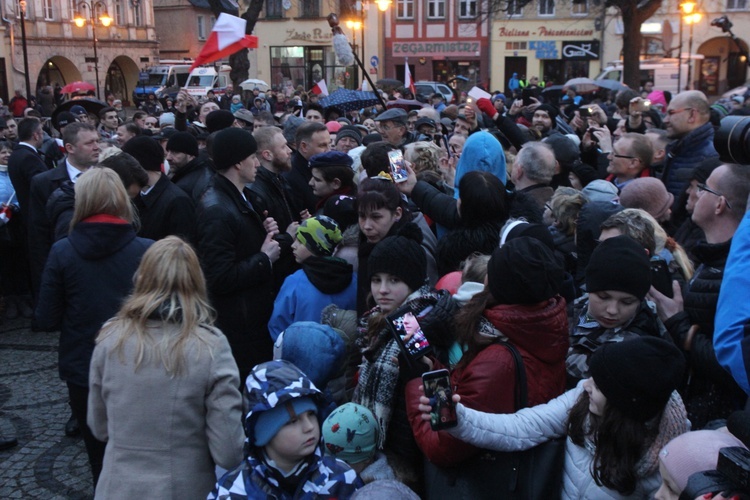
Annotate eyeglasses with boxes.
[611,150,640,161]
[698,183,732,209]
[666,107,693,116]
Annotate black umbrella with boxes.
[376,78,403,91]
[595,79,627,92]
[51,97,107,124]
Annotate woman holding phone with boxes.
[404,237,569,497]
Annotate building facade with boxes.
[0,0,159,106]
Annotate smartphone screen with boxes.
[388,150,408,183]
[650,259,674,298]
[422,369,457,431]
[388,306,432,360]
[522,88,533,106]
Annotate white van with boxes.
[595,58,701,94]
[133,62,192,105]
[184,65,232,99]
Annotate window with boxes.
[507,0,524,16]
[43,0,54,20]
[133,1,143,26]
[427,0,445,18]
[396,0,414,19]
[538,0,555,16]
[299,0,320,18]
[114,0,124,25]
[197,16,206,40]
[459,0,476,17]
[266,0,283,18]
[15,0,32,18]
[727,0,748,10]
[571,0,588,15]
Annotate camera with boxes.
[711,15,734,33]
[681,447,750,499]
[715,115,750,164]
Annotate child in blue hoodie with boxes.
[269,215,357,340]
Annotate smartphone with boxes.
[522,88,534,106]
[630,98,651,114]
[387,304,432,363]
[650,258,674,298]
[579,106,592,118]
[422,369,457,431]
[587,127,599,144]
[388,149,408,183]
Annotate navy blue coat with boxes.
[662,122,718,198]
[35,219,152,387]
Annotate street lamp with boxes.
[679,0,701,91]
[18,1,31,102]
[72,1,113,99]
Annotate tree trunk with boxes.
[611,0,663,90]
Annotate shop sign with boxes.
[498,26,594,38]
[392,41,481,58]
[529,41,557,59]
[284,28,332,44]
[562,41,600,60]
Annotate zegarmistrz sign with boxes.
[392,41,481,58]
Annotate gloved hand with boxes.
[397,351,432,382]
[476,98,497,120]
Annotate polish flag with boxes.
[311,79,329,96]
[190,13,258,71]
[404,61,416,96]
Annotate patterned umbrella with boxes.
[319,89,380,112]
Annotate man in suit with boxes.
[28,122,99,297]
[8,117,47,223]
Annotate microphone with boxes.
[333,33,355,66]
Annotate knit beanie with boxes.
[121,136,164,172]
[351,480,420,500]
[589,336,685,422]
[56,111,77,130]
[543,134,580,168]
[581,179,619,203]
[296,215,342,257]
[253,396,318,446]
[368,223,426,292]
[619,177,674,222]
[500,221,555,250]
[336,126,362,146]
[569,161,600,188]
[323,195,357,231]
[166,131,199,157]
[205,109,236,133]
[322,403,379,464]
[488,236,563,305]
[585,235,651,300]
[212,128,257,171]
[659,430,746,494]
[536,104,559,124]
[273,322,345,388]
[309,150,354,170]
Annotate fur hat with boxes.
[212,128,257,171]
[619,177,674,222]
[488,236,563,305]
[586,235,651,300]
[296,215,342,257]
[166,131,199,157]
[589,337,685,422]
[368,223,426,292]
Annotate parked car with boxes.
[415,81,456,104]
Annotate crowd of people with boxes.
[2,76,750,499]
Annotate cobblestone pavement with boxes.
[0,318,93,499]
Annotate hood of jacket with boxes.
[453,131,507,199]
[302,255,353,295]
[68,219,137,260]
[483,295,569,364]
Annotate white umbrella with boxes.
[240,78,270,92]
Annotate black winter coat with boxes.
[171,152,214,201]
[7,143,47,220]
[134,173,196,242]
[664,238,747,428]
[284,150,318,214]
[34,218,152,387]
[196,174,275,378]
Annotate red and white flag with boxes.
[404,61,416,96]
[190,13,258,71]
[310,79,329,96]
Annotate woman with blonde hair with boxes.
[35,168,152,487]
[88,236,244,499]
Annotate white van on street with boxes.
[595,58,702,93]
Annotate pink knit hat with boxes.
[619,177,674,222]
[659,430,746,493]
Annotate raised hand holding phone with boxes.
[421,370,458,430]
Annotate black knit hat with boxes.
[535,104,559,125]
[585,235,651,299]
[488,237,563,305]
[589,337,685,422]
[212,128,257,171]
[122,136,164,172]
[335,125,362,146]
[368,223,426,292]
[205,109,236,133]
[166,131,199,157]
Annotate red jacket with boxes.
[406,296,569,468]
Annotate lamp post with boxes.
[72,1,113,100]
[18,1,31,102]
[678,0,700,91]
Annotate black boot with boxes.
[65,414,80,437]
[0,436,18,451]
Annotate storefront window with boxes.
[270,46,357,95]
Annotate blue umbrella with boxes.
[319,89,380,112]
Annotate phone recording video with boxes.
[388,150,408,183]
[579,106,593,118]
[389,308,432,361]
[522,88,534,107]
[422,369,457,431]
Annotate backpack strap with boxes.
[496,340,528,410]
